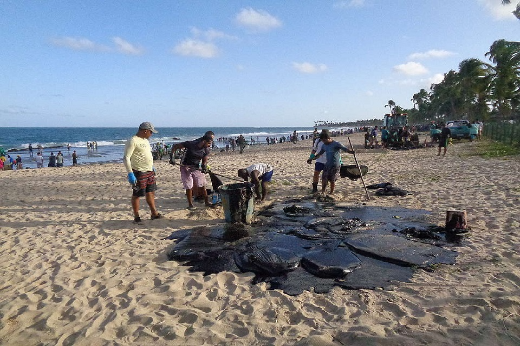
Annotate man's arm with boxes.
[313,148,325,160]
[260,180,268,200]
[123,139,135,173]
[250,170,262,199]
[339,142,355,154]
[171,143,185,152]
[170,143,186,163]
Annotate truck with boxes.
[383,113,408,130]
[382,113,409,147]
[446,120,479,141]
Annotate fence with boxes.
[482,122,520,147]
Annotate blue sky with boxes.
[1,0,518,127]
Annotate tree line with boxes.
[389,39,520,125]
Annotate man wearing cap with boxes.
[123,122,162,223]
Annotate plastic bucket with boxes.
[218,182,255,224]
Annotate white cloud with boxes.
[422,73,445,86]
[50,37,109,52]
[333,0,365,8]
[235,8,282,32]
[112,37,144,55]
[408,49,456,60]
[478,0,518,20]
[173,39,219,58]
[0,105,34,115]
[366,90,374,96]
[393,62,429,76]
[292,62,328,74]
[190,27,238,41]
[50,36,144,55]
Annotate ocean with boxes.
[1,127,317,169]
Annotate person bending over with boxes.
[237,163,274,202]
[123,122,162,223]
[171,132,214,209]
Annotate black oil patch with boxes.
[166,201,463,295]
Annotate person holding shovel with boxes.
[311,131,355,195]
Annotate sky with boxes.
[1,0,518,128]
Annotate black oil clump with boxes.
[166,200,463,295]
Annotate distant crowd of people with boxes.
[1,143,80,170]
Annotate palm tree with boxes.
[385,100,396,115]
[410,89,431,122]
[502,0,520,20]
[457,58,492,120]
[429,70,463,120]
[485,39,520,119]
[411,89,427,109]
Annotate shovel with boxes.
[348,137,370,201]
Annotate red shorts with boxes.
[132,170,157,197]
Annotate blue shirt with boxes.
[317,141,350,169]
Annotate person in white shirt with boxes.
[307,130,329,193]
[35,152,44,168]
[237,163,274,201]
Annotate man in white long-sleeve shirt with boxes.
[123,122,162,223]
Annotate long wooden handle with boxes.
[348,137,370,200]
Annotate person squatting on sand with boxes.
[307,129,329,193]
[237,163,274,202]
[311,131,355,195]
[171,132,214,209]
[123,122,162,223]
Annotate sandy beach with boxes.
[1,132,519,346]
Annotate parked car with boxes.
[446,120,479,141]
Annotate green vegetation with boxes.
[473,140,520,158]
[401,40,520,125]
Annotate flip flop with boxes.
[151,213,163,220]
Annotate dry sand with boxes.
[1,132,519,346]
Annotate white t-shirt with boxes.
[313,139,327,164]
[246,163,273,176]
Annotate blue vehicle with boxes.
[446,120,479,141]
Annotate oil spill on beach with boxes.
[166,199,464,295]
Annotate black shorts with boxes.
[132,170,157,197]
